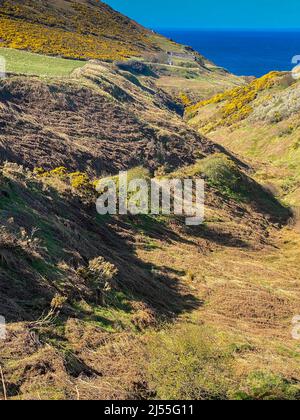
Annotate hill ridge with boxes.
[0,0,162,60]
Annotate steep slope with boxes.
[0,51,295,401]
[187,72,300,207]
[0,0,298,402]
[0,0,216,64]
[0,0,245,99]
[0,60,218,174]
[0,0,161,60]
[0,154,292,400]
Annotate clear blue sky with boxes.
[103,0,300,29]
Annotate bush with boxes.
[178,92,192,106]
[187,71,281,131]
[49,167,68,178]
[146,324,234,400]
[69,172,91,190]
[193,154,249,200]
[77,257,119,305]
[34,167,94,195]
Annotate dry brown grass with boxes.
[0,62,217,174]
[135,209,300,398]
[0,320,149,400]
[1,161,300,399]
[207,283,294,328]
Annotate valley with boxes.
[0,0,300,401]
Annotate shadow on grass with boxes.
[0,176,202,323]
[123,214,250,249]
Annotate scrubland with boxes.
[0,0,300,401]
[187,71,300,208]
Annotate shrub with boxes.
[35,165,151,202]
[187,71,281,131]
[146,324,233,400]
[33,167,46,177]
[77,256,119,305]
[178,92,192,106]
[34,167,94,195]
[69,172,91,190]
[50,294,67,311]
[49,167,68,178]
[193,154,248,200]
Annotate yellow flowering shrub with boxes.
[34,167,94,194]
[187,72,282,131]
[178,92,192,106]
[0,17,139,60]
[34,166,151,200]
[69,172,91,190]
[0,0,156,61]
[49,167,68,178]
[33,167,46,177]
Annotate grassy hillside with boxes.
[0,47,85,76]
[187,72,300,207]
[0,60,220,173]
[0,0,245,98]
[1,0,300,402]
[0,48,297,400]
[0,155,296,400]
[154,62,244,103]
[0,0,160,60]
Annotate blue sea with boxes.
[158,29,300,77]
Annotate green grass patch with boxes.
[172,153,249,202]
[0,47,85,77]
[71,292,134,333]
[235,371,300,400]
[146,323,233,400]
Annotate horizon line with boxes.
[153,27,300,31]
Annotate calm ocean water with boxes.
[158,29,300,77]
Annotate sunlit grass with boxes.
[0,47,85,77]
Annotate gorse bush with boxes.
[77,256,119,305]
[34,166,151,201]
[0,0,158,60]
[178,92,192,106]
[187,72,281,132]
[34,167,95,195]
[69,172,91,190]
[48,167,68,178]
